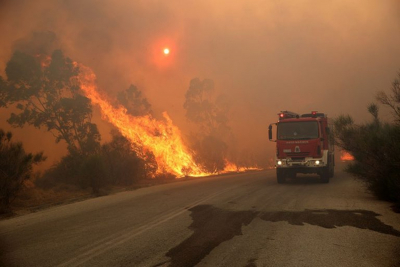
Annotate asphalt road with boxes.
[1,164,399,267]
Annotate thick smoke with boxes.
[0,0,400,167]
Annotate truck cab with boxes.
[269,111,335,183]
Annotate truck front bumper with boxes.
[275,157,327,168]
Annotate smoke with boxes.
[1,0,400,167]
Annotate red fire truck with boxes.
[268,111,335,183]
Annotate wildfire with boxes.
[73,63,261,178]
[223,160,241,172]
[340,150,355,161]
[76,63,208,177]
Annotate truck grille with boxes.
[286,152,310,158]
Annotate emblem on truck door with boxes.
[295,146,300,152]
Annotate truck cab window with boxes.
[277,121,319,140]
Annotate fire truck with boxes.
[268,111,335,183]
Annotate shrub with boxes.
[334,72,400,209]
[39,131,158,192]
[0,129,45,213]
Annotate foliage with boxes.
[38,130,158,193]
[334,73,400,208]
[117,84,153,116]
[183,78,233,172]
[3,49,100,155]
[114,85,159,178]
[184,78,230,136]
[376,72,400,122]
[80,154,107,195]
[0,76,8,107]
[0,129,45,213]
[191,135,228,173]
[101,130,157,184]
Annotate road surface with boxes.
[1,164,399,266]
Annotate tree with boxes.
[114,85,158,178]
[117,84,153,116]
[377,72,400,122]
[333,74,400,209]
[3,49,100,155]
[0,129,45,213]
[183,78,230,136]
[183,78,233,173]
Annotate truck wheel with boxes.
[277,169,286,184]
[320,168,330,183]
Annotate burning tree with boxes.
[99,85,158,182]
[2,50,101,156]
[77,65,206,177]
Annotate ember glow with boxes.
[340,150,355,161]
[76,63,208,177]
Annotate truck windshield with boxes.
[277,121,319,140]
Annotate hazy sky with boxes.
[1,0,400,167]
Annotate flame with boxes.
[74,62,261,178]
[223,160,241,172]
[221,159,262,173]
[75,63,208,177]
[340,150,354,161]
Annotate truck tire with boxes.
[277,169,286,184]
[320,167,330,183]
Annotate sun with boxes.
[163,48,170,55]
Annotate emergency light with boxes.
[278,111,300,120]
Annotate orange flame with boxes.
[340,150,354,161]
[75,63,208,177]
[74,63,261,178]
[222,160,241,172]
[222,159,262,173]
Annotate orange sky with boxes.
[0,0,399,168]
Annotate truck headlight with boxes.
[277,160,282,165]
[315,160,320,165]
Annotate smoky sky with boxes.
[1,0,400,166]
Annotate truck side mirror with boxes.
[268,124,276,142]
[268,125,273,140]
